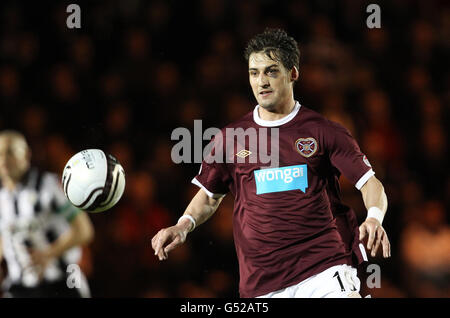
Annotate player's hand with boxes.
[28,248,53,279]
[359,218,391,258]
[151,224,189,261]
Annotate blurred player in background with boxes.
[152,29,391,298]
[0,130,94,298]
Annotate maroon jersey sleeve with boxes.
[326,121,374,189]
[191,133,231,198]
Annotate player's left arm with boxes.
[29,211,94,275]
[325,120,391,259]
[359,175,391,258]
[29,173,95,273]
[45,211,94,259]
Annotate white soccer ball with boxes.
[62,149,126,213]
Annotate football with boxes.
[62,149,126,213]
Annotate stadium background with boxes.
[0,0,448,297]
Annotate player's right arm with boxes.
[151,188,224,261]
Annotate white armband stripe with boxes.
[191,177,226,199]
[355,169,375,190]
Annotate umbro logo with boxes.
[236,149,252,158]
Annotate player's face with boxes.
[248,52,295,111]
[0,137,30,181]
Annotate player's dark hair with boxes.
[244,28,300,71]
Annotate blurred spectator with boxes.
[400,201,450,297]
[104,101,133,140]
[360,89,404,165]
[44,134,74,173]
[19,105,49,168]
[177,98,206,128]
[50,64,79,103]
[69,35,95,71]
[0,65,20,100]
[223,93,252,123]
[16,32,40,67]
[107,140,135,176]
[146,1,172,34]
[410,20,436,64]
[152,61,180,99]
[99,71,125,101]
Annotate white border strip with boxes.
[359,243,368,262]
[355,169,375,190]
[191,177,226,199]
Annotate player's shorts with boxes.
[2,272,91,298]
[5,279,83,298]
[257,264,361,298]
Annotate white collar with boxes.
[253,101,301,127]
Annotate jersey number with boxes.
[333,271,357,292]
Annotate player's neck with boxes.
[258,98,296,121]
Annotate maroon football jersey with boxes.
[192,102,374,297]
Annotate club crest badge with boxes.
[295,137,318,158]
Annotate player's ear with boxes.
[291,66,299,82]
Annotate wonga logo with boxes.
[254,164,308,195]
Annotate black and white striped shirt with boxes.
[0,167,82,288]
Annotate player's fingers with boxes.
[23,263,33,271]
[154,229,168,257]
[164,235,181,254]
[381,237,388,258]
[371,228,383,257]
[367,224,376,250]
[151,232,161,252]
[157,242,166,261]
[386,235,391,257]
[152,231,161,254]
[151,234,157,251]
[158,248,167,261]
[159,230,177,261]
[381,230,391,258]
[388,238,391,257]
[359,224,367,241]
